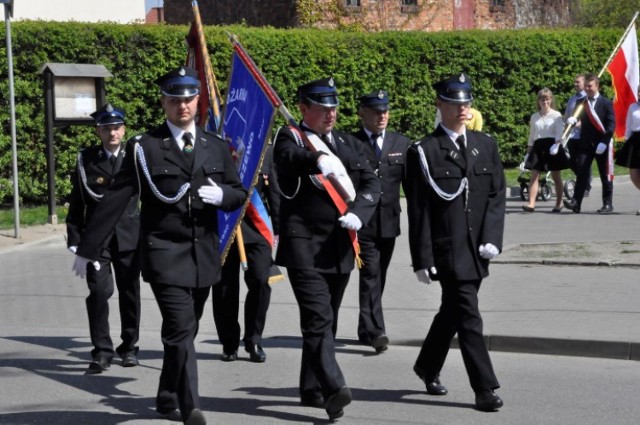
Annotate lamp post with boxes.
[1,0,18,237]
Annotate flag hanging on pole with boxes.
[607,23,639,140]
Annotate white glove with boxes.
[567,116,577,126]
[198,178,224,206]
[595,142,607,155]
[479,243,500,260]
[549,143,559,156]
[415,267,438,285]
[519,154,529,172]
[317,155,344,178]
[68,246,77,254]
[72,255,100,279]
[338,213,362,231]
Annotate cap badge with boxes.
[377,90,384,99]
[328,77,335,87]
[459,74,466,83]
[96,176,105,184]
[105,104,113,113]
[178,67,186,76]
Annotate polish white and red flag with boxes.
[607,23,639,140]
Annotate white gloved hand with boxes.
[549,143,559,156]
[479,243,500,260]
[567,116,577,126]
[317,155,344,178]
[198,178,224,206]
[415,267,438,285]
[338,213,362,231]
[68,246,77,254]
[519,154,529,172]
[595,142,607,155]
[72,255,100,279]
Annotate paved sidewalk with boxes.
[0,176,639,424]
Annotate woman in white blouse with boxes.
[615,88,640,214]
[522,88,570,212]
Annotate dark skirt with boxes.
[615,132,640,169]
[525,137,570,172]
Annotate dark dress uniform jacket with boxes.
[578,96,615,148]
[352,129,410,238]
[274,127,381,274]
[77,123,247,288]
[67,145,139,253]
[405,126,506,282]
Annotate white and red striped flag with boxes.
[607,23,639,140]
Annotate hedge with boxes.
[0,22,627,205]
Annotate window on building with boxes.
[491,0,505,6]
[345,0,361,6]
[401,0,419,13]
[402,0,418,4]
[490,0,506,12]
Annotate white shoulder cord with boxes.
[273,126,301,200]
[133,142,191,204]
[77,151,104,202]
[417,145,468,203]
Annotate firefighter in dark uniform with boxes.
[72,66,247,425]
[351,90,410,353]
[212,143,280,363]
[66,103,141,374]
[274,77,380,421]
[405,73,506,412]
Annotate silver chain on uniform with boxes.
[77,151,104,202]
[134,142,190,204]
[417,145,468,203]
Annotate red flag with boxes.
[607,24,639,140]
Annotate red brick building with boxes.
[163,0,572,30]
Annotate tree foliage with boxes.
[572,0,640,28]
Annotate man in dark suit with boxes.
[274,77,380,421]
[212,144,280,363]
[405,73,506,412]
[66,103,141,374]
[564,73,616,213]
[72,66,247,425]
[351,90,409,353]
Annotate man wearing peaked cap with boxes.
[66,102,142,375]
[72,65,247,425]
[274,77,380,420]
[405,73,506,412]
[351,90,410,355]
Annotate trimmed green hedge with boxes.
[0,22,626,204]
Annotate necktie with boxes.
[183,133,194,154]
[371,133,382,158]
[320,133,336,153]
[456,135,467,162]
[109,155,117,166]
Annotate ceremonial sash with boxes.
[585,99,606,134]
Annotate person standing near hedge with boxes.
[615,87,640,214]
[71,66,247,425]
[350,90,409,354]
[522,88,569,213]
[405,73,506,412]
[66,103,141,374]
[564,73,592,197]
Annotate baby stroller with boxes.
[517,166,553,202]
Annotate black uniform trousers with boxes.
[85,237,140,360]
[357,235,395,343]
[212,239,272,354]
[288,269,349,399]
[572,143,613,207]
[152,283,210,421]
[415,278,499,392]
[566,138,592,191]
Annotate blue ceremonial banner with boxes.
[217,51,277,261]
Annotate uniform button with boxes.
[194,238,198,243]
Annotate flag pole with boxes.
[562,11,640,143]
[226,32,355,203]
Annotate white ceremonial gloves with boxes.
[566,116,578,126]
[317,155,344,178]
[338,213,362,231]
[415,267,438,285]
[549,143,560,156]
[198,178,224,206]
[519,154,529,172]
[67,246,77,254]
[595,142,607,155]
[72,255,101,279]
[479,243,500,260]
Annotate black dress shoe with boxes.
[184,408,207,425]
[221,351,238,362]
[300,392,324,409]
[475,389,504,411]
[245,344,266,363]
[121,352,139,367]
[426,377,448,396]
[597,205,613,214]
[563,199,580,213]
[372,334,389,353]
[157,407,180,420]
[86,356,111,374]
[325,386,352,421]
